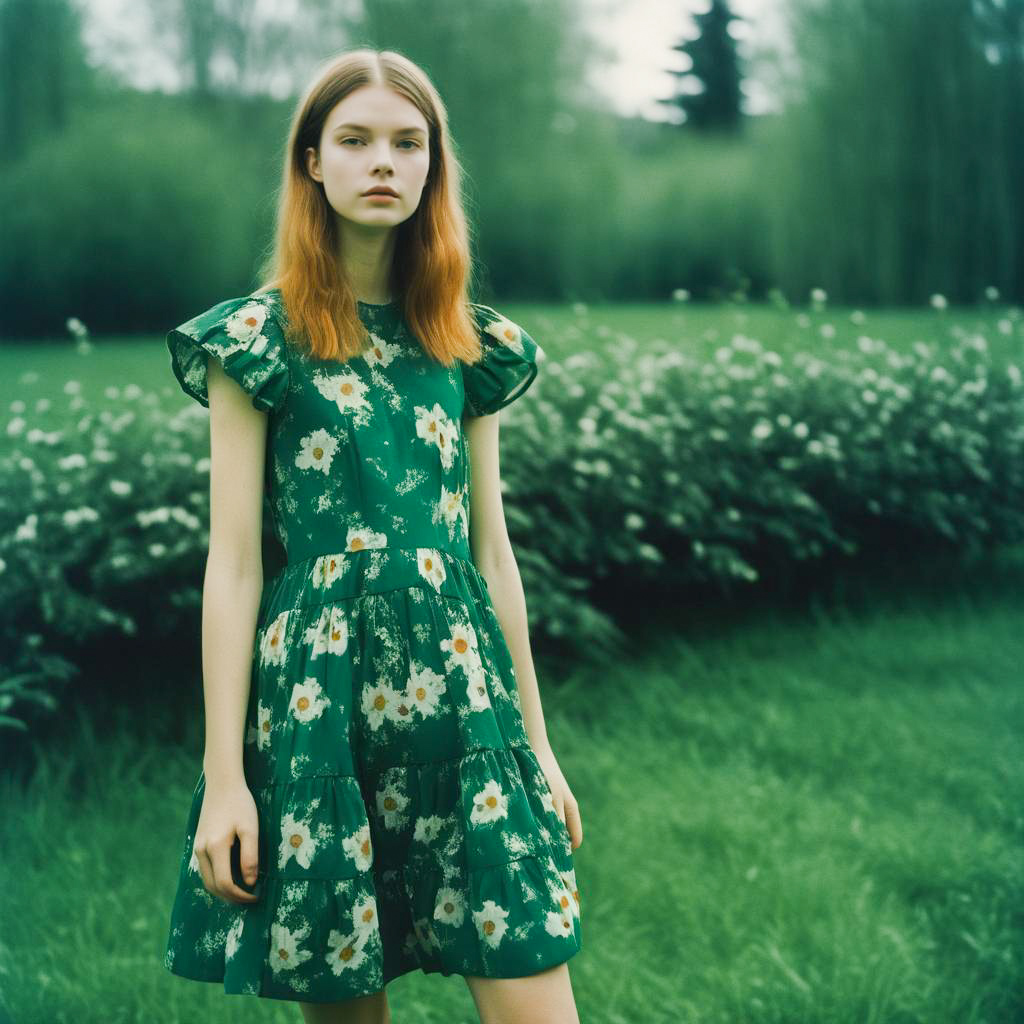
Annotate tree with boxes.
[660,0,745,134]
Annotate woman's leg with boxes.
[297,989,391,1024]
[464,962,580,1024]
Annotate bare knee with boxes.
[298,988,390,1024]
[464,961,580,1024]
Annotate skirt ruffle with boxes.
[164,545,582,1002]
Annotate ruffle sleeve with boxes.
[462,303,542,417]
[166,294,291,414]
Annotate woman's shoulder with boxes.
[166,289,290,412]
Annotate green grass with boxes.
[1,548,1021,1023]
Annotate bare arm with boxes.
[200,354,268,788]
[465,412,549,751]
[464,411,583,850]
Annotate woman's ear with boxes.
[305,146,321,182]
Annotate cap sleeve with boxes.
[462,303,542,417]
[166,294,290,414]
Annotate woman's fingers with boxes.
[238,827,259,886]
[206,836,260,904]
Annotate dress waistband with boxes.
[260,543,491,618]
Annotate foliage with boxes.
[1,301,1022,735]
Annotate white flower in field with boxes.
[15,514,38,542]
[807,440,825,456]
[796,313,810,328]
[6,417,25,436]
[148,542,167,557]
[930,293,948,310]
[984,285,999,301]
[624,512,644,531]
[715,346,732,363]
[1007,365,1021,387]
[776,414,792,428]
[965,333,987,352]
[710,427,728,442]
[752,419,773,440]
[819,323,836,339]
[195,457,211,473]
[762,351,782,367]
[58,453,88,471]
[810,287,827,304]
[672,288,690,302]
[63,380,81,395]
[930,366,952,384]
[109,479,132,496]
[66,317,88,338]
[997,319,1012,335]
[793,422,809,438]
[572,301,588,317]
[63,507,100,527]
[861,389,878,404]
[850,310,866,324]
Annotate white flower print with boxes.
[413,814,446,844]
[441,619,479,670]
[342,823,374,871]
[304,605,349,658]
[224,913,244,961]
[538,783,556,816]
[362,331,402,367]
[295,428,339,474]
[278,811,317,869]
[352,894,380,937]
[484,313,525,355]
[414,403,457,470]
[559,868,581,918]
[288,677,330,722]
[312,368,372,416]
[472,900,509,948]
[406,661,446,717]
[221,301,270,356]
[433,886,466,927]
[435,485,467,540]
[375,779,411,830]
[361,680,407,730]
[259,611,289,667]
[311,552,347,589]
[416,548,446,590]
[188,846,200,874]
[257,700,273,751]
[347,527,387,551]
[544,907,575,938]
[465,660,492,711]
[470,779,509,825]
[325,926,369,975]
[268,921,313,974]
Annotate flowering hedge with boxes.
[1,304,1022,734]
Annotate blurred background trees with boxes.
[0,0,1021,337]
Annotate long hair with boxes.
[257,48,483,367]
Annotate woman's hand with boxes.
[533,744,583,852]
[192,778,261,905]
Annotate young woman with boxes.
[162,48,583,1024]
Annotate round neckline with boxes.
[258,286,398,312]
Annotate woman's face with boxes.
[306,84,431,231]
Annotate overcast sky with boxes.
[78,0,787,121]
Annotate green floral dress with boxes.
[162,289,582,1003]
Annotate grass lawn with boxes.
[0,545,1020,1023]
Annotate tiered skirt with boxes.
[163,544,582,1002]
